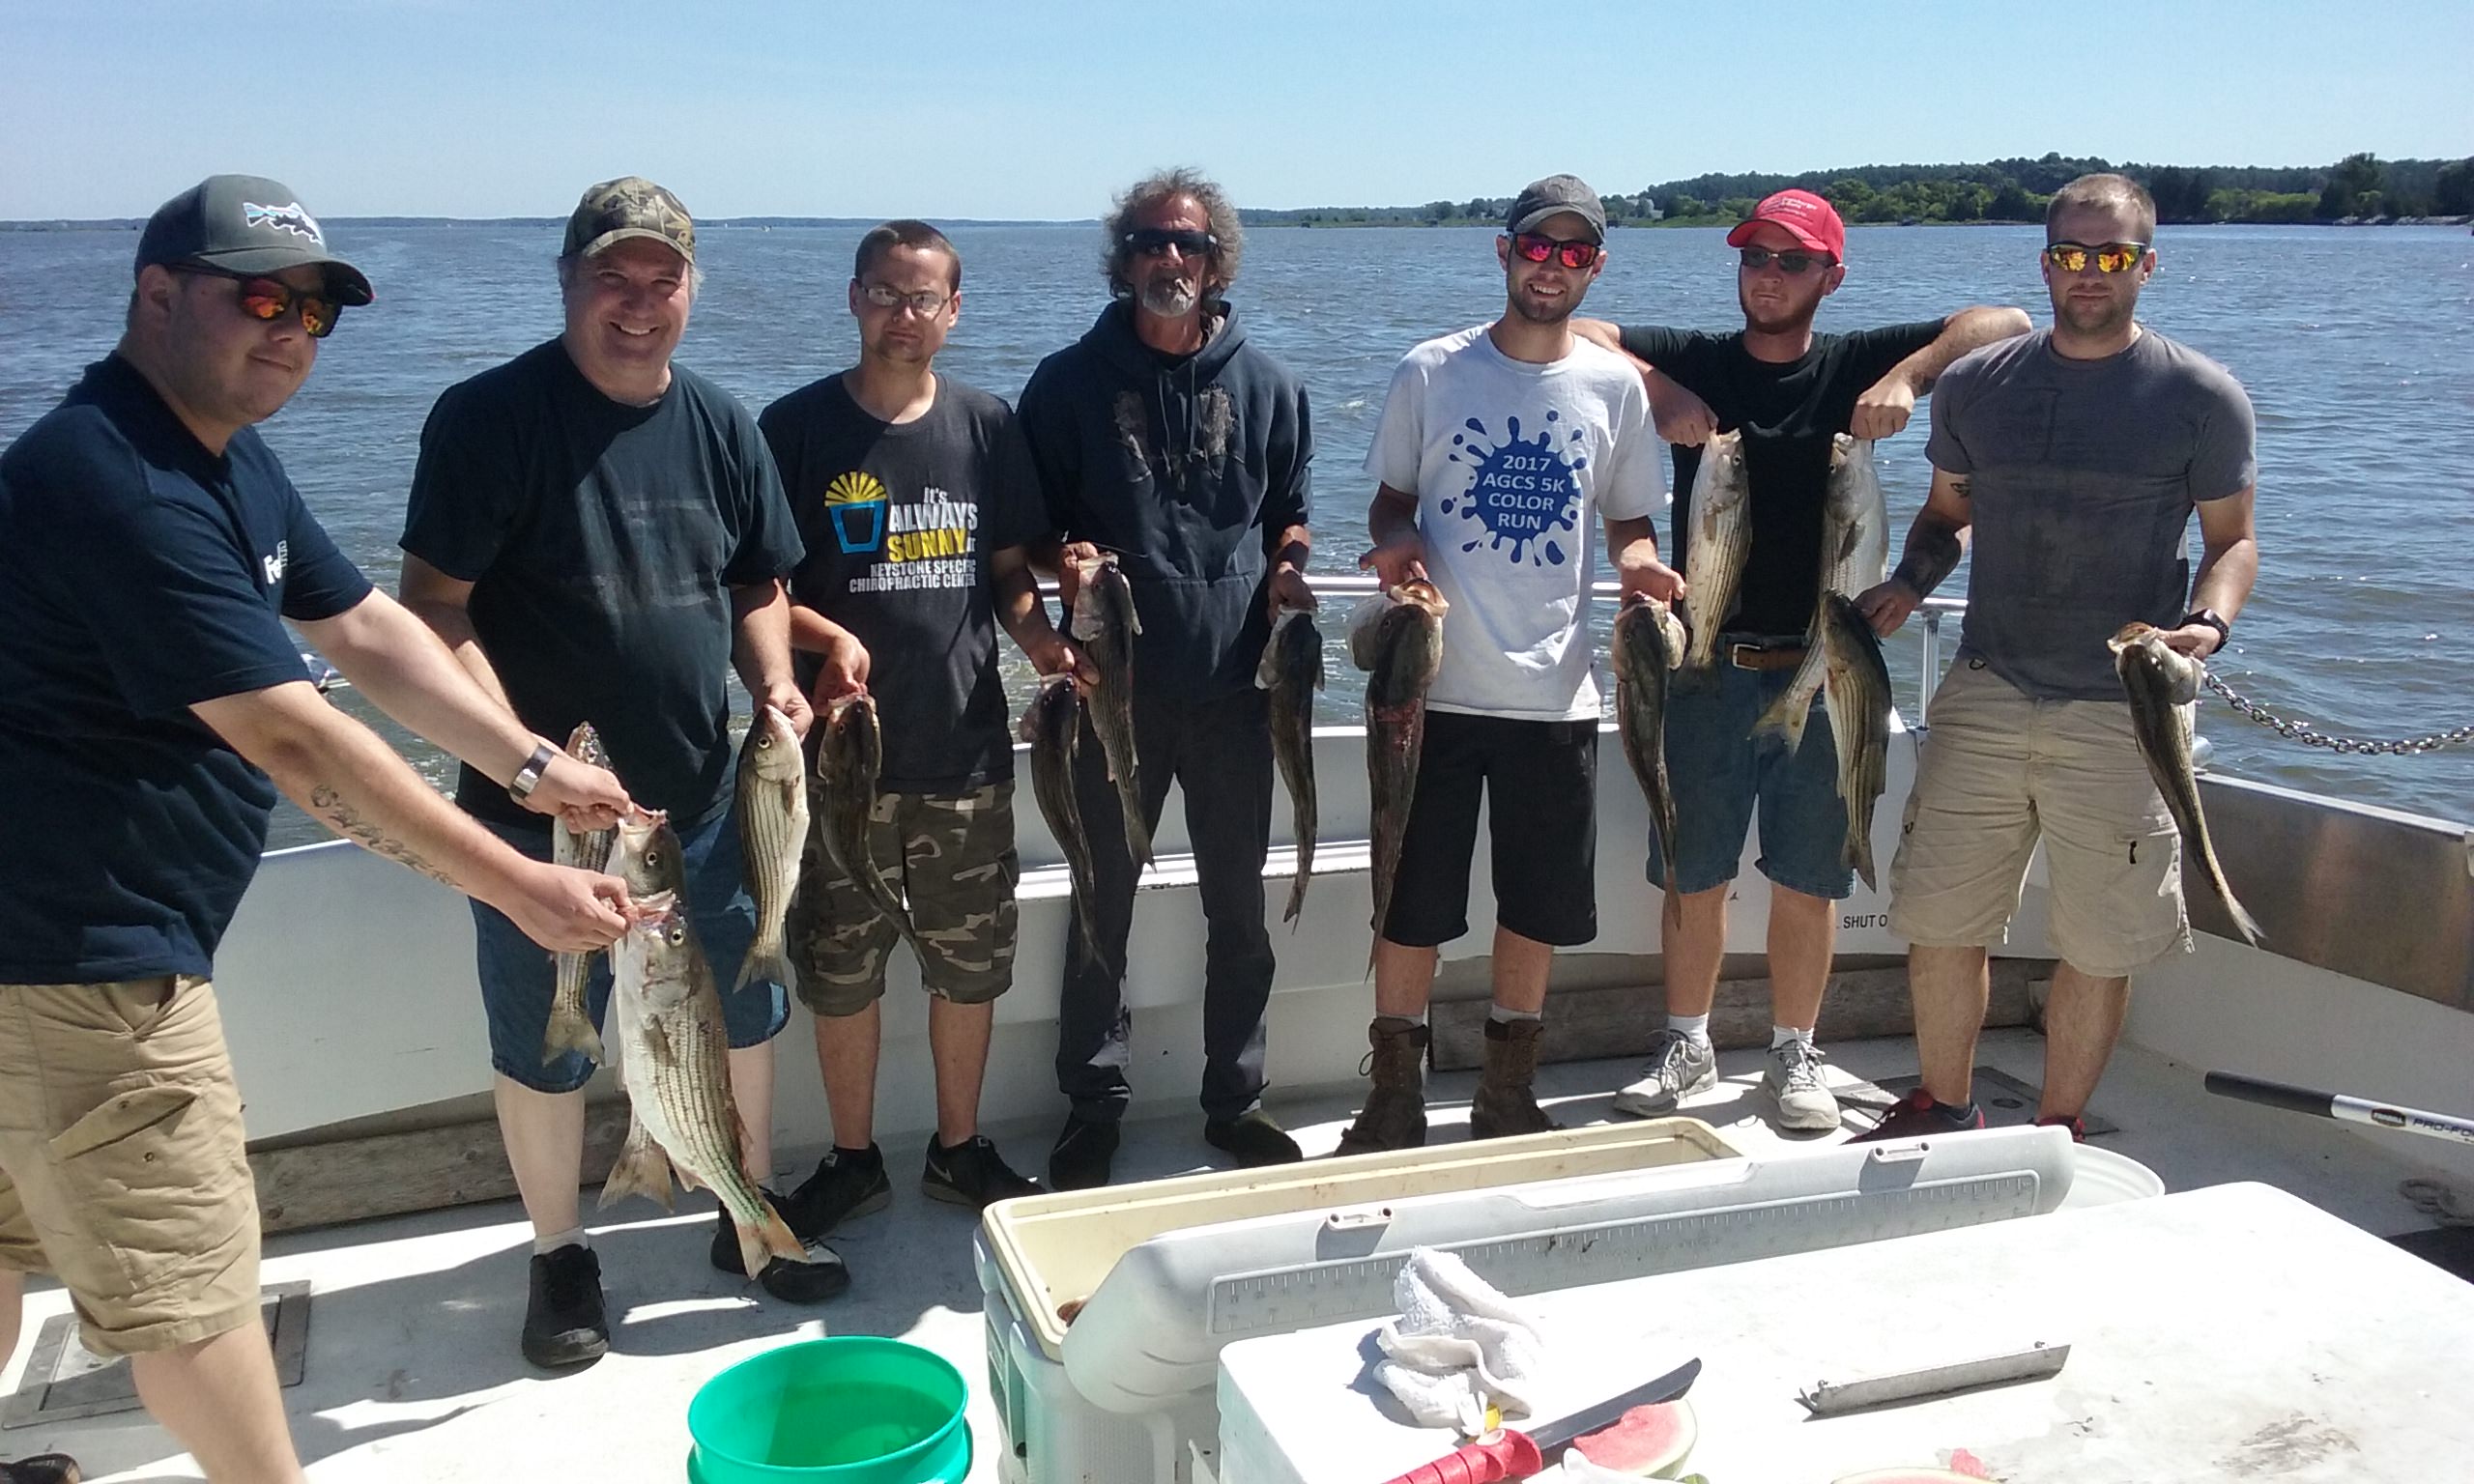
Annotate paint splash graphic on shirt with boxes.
[1438,413,1587,566]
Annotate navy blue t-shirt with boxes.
[0,356,374,983]
[401,340,803,831]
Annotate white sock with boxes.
[1381,1010,1429,1028]
[533,1226,589,1256]
[1668,1013,1712,1045]
[1772,1024,1815,1050]
[1489,1005,1543,1024]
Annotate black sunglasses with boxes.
[171,264,342,337]
[1122,228,1217,259]
[1739,246,1832,275]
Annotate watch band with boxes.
[2181,608,2230,646]
[508,740,559,802]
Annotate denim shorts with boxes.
[1652,637,1855,902]
[474,804,789,1094]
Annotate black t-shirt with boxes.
[0,356,374,982]
[1619,321,1943,636]
[762,374,1047,791]
[401,340,802,830]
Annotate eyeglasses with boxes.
[858,282,951,317]
[1739,246,1831,275]
[2042,242,2149,274]
[173,265,340,337]
[1122,228,1217,259]
[1510,233,1602,270]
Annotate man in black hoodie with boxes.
[1018,168,1315,1189]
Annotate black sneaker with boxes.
[923,1134,1042,1209]
[788,1146,893,1236]
[1048,1113,1120,1191]
[1204,1107,1304,1167]
[1848,1088,1986,1143]
[0,1453,81,1484]
[521,1243,609,1369]
[709,1187,852,1304]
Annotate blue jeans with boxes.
[1652,639,1856,902]
[473,804,788,1094]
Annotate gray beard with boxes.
[1139,277,1199,318]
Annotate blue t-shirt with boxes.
[0,356,374,983]
[401,340,804,830]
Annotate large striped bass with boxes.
[544,721,615,1064]
[1818,593,1893,893]
[733,703,807,991]
[815,694,924,959]
[1257,608,1324,925]
[1758,435,1889,754]
[1681,430,1752,671]
[1069,551,1150,870]
[1021,673,1107,975]
[599,890,805,1280]
[1353,579,1448,972]
[2109,623,2265,946]
[1613,596,1688,891]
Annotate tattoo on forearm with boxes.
[1892,521,1965,598]
[310,785,458,888]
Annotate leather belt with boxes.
[1728,642,1808,671]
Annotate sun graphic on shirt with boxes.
[825,471,887,506]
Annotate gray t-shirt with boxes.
[1929,328,2256,699]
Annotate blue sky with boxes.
[7,0,2466,220]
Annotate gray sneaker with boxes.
[1612,1029,1717,1117]
[1765,1040,1842,1131]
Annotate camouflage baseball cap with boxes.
[561,176,695,264]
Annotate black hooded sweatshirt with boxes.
[1017,300,1313,702]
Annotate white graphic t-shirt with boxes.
[1365,326,1665,720]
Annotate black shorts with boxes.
[1381,711,1598,949]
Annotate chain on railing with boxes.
[2201,671,2474,756]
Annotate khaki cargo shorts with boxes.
[0,977,262,1357]
[1889,662,2190,978]
[789,782,1021,1016]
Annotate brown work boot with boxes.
[1468,1016,1559,1140]
[1335,1016,1430,1156]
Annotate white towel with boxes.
[1371,1248,1547,1435]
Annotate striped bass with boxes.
[1818,593,1893,893]
[1613,596,1688,891]
[1757,434,1888,754]
[1069,551,1150,870]
[544,720,615,1064]
[1353,579,1448,972]
[733,703,807,991]
[1021,673,1107,975]
[816,694,924,959]
[2109,623,2265,946]
[1257,608,1324,925]
[1681,430,1752,671]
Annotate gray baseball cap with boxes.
[1506,174,1607,242]
[135,175,374,304]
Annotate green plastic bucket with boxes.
[687,1336,971,1483]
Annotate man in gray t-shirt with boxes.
[1854,173,2259,1143]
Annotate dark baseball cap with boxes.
[135,175,374,304]
[561,177,696,264]
[1506,175,1607,242]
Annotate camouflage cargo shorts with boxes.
[789,782,1021,1016]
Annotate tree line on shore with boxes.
[1250,153,2474,228]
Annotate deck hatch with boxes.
[2,1281,308,1428]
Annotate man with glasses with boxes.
[760,220,1074,1233]
[1343,175,1671,1151]
[1855,172,2258,1142]
[1018,169,1316,1189]
[0,175,635,1484]
[399,177,839,1368]
[1573,188,2028,1133]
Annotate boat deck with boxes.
[3,1026,2461,1482]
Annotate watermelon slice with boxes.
[1568,1397,1696,1477]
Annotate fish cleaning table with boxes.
[1216,1183,2474,1483]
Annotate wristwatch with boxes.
[508,740,560,802]
[2180,608,2230,647]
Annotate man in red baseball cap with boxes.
[1575,189,2028,1135]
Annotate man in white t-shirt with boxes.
[1347,175,1678,1150]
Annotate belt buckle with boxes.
[1728,642,1762,670]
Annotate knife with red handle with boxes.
[1374,1356,1702,1484]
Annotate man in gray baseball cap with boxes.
[135,173,375,305]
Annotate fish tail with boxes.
[541,998,606,1066]
[1284,872,1308,926]
[734,942,793,994]
[734,1198,807,1278]
[597,1118,676,1213]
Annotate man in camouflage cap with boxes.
[398,176,840,1370]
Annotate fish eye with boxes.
[666,925,685,945]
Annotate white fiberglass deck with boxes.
[3,1025,2462,1483]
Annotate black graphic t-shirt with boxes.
[1619,321,1943,636]
[762,374,1047,791]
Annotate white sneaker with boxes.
[1765,1041,1841,1131]
[1613,1029,1717,1117]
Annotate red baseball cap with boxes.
[1726,188,1846,262]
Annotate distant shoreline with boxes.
[4,214,2466,233]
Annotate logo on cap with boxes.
[244,202,323,243]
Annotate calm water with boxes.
[6,221,2472,848]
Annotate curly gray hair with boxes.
[1104,167,1245,302]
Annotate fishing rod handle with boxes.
[2202,1070,2335,1119]
[1375,1430,1543,1484]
